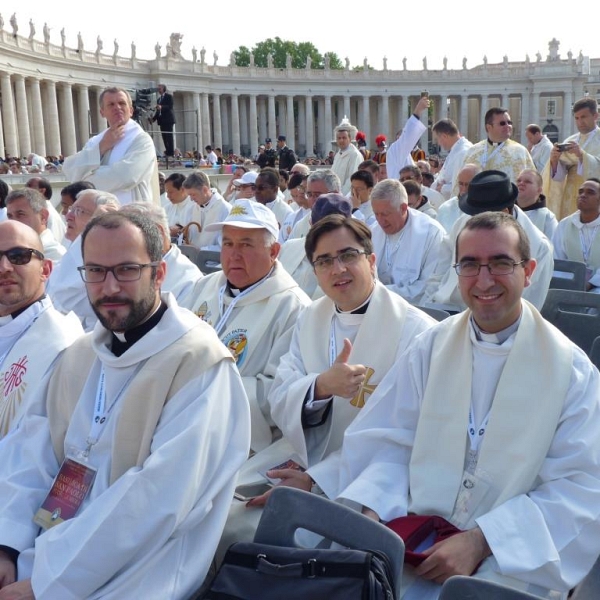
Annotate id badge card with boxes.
[33,455,97,530]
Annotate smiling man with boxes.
[338,211,600,599]
[0,212,249,600]
[63,87,159,206]
[182,199,310,452]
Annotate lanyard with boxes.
[84,363,144,456]
[385,230,406,269]
[214,267,274,335]
[481,142,505,168]
[579,225,600,264]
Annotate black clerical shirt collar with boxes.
[520,194,547,211]
[110,301,168,357]
[10,294,46,320]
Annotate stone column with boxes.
[43,81,61,157]
[563,90,574,138]
[324,95,333,154]
[239,96,248,151]
[361,96,370,146]
[277,97,286,135]
[0,111,5,161]
[92,87,105,136]
[258,97,267,143]
[343,95,351,120]
[249,94,258,158]
[59,83,77,156]
[267,94,276,142]
[193,92,203,153]
[181,92,194,155]
[28,78,46,156]
[316,97,325,157]
[297,97,306,155]
[439,94,448,123]
[531,91,540,127]
[398,95,407,131]
[1,73,19,157]
[501,93,510,110]
[77,85,90,147]
[230,94,240,155]
[460,94,469,136]
[14,75,31,156]
[221,96,230,149]
[212,93,223,150]
[521,90,531,141]
[380,94,390,140]
[480,95,490,141]
[201,92,211,146]
[305,95,314,157]
[286,95,295,150]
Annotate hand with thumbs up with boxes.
[314,338,367,400]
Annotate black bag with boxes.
[202,541,396,600]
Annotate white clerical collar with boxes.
[469,313,521,345]
[576,212,600,228]
[334,284,375,326]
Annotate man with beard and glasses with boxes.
[0,212,250,600]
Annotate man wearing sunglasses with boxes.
[338,211,600,599]
[455,108,535,196]
[0,220,82,439]
[0,212,250,600]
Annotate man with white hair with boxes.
[63,87,159,206]
[371,179,449,304]
[332,118,364,196]
[120,203,203,305]
[5,188,65,264]
[48,190,121,330]
[181,200,310,452]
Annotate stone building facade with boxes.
[0,25,598,159]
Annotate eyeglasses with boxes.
[453,259,525,277]
[312,248,368,272]
[496,120,513,126]
[77,262,161,283]
[306,191,323,199]
[0,247,45,265]
[68,206,93,218]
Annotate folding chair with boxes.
[439,575,545,599]
[196,250,222,274]
[550,259,587,291]
[541,289,600,355]
[416,305,452,321]
[254,487,404,600]
[571,554,600,599]
[589,337,600,370]
[179,244,201,265]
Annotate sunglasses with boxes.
[497,120,513,126]
[0,247,45,265]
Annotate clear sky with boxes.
[7,2,598,72]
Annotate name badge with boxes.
[33,456,97,530]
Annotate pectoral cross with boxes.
[350,367,376,408]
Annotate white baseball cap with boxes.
[233,171,258,187]
[205,199,279,239]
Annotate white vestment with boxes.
[288,213,312,240]
[433,137,473,200]
[62,119,159,206]
[358,201,377,228]
[425,206,553,311]
[266,197,293,228]
[46,200,66,243]
[416,198,438,219]
[553,212,600,287]
[422,186,445,210]
[0,297,83,437]
[40,228,66,265]
[279,208,310,244]
[332,144,364,196]
[372,209,449,304]
[163,244,204,305]
[186,192,231,249]
[164,196,196,229]
[530,135,554,173]
[338,302,600,599]
[455,139,535,196]
[436,196,464,233]
[521,204,558,239]
[542,128,600,220]
[0,295,250,600]
[386,116,426,180]
[278,238,323,299]
[182,261,311,451]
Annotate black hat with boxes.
[459,170,518,216]
[278,135,286,142]
[311,193,352,223]
[265,138,272,143]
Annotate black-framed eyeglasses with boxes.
[453,259,525,277]
[312,248,368,272]
[77,262,161,283]
[0,247,45,265]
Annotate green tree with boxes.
[232,38,343,69]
